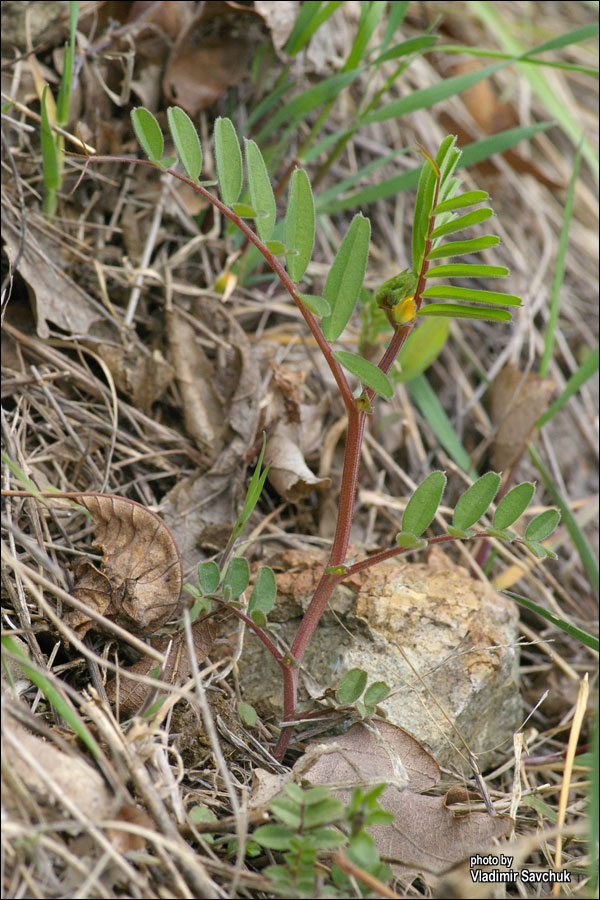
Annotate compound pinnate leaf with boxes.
[131,107,163,162]
[493,482,535,530]
[70,495,182,636]
[453,472,501,531]
[214,117,242,206]
[525,509,561,542]
[248,566,277,623]
[333,350,393,398]
[285,167,315,283]
[222,557,250,599]
[197,560,220,595]
[337,668,368,704]
[322,214,371,341]
[245,138,276,241]
[167,106,202,182]
[402,471,446,537]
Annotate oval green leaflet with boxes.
[245,138,276,241]
[285,167,315,283]
[332,351,393,398]
[321,214,371,342]
[167,106,202,182]
[214,117,242,206]
[131,107,163,163]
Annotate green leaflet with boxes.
[245,139,276,241]
[425,263,508,278]
[453,472,501,531]
[421,286,521,306]
[493,482,536,530]
[430,207,493,239]
[418,304,512,322]
[297,294,331,317]
[248,566,277,625]
[433,190,489,213]
[167,107,202,182]
[285,168,315,283]
[131,107,163,162]
[402,471,446,536]
[426,235,500,259]
[322,214,371,341]
[214,117,243,206]
[332,351,393,398]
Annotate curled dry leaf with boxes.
[69,495,183,637]
[105,618,216,717]
[297,720,513,878]
[265,427,332,501]
[490,364,555,476]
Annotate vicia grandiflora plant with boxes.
[82,107,560,759]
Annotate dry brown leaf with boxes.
[253,0,301,51]
[167,309,226,458]
[299,720,513,877]
[2,213,108,339]
[162,3,255,114]
[490,364,555,475]
[265,426,331,501]
[69,495,183,636]
[105,618,216,717]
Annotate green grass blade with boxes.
[528,444,599,594]
[320,123,553,215]
[539,140,583,376]
[41,86,60,191]
[501,592,599,652]
[435,43,599,77]
[1,635,102,758]
[537,347,599,428]
[466,2,599,179]
[361,60,508,126]
[407,374,473,473]
[254,69,363,143]
[285,1,344,56]
[344,1,387,72]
